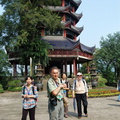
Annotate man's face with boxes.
[51,69,59,80]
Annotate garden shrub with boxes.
[8,87,22,92]
[0,84,4,93]
[8,80,22,87]
[84,74,91,83]
[98,76,107,87]
[7,80,22,91]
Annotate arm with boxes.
[63,81,70,90]
[72,90,75,98]
[51,84,66,96]
[72,80,75,98]
[84,80,89,98]
[28,86,38,99]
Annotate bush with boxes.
[8,87,22,92]
[0,76,13,90]
[0,84,4,93]
[97,76,107,87]
[8,80,22,88]
[7,80,22,91]
[84,74,91,83]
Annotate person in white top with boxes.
[72,72,88,119]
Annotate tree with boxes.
[0,46,12,89]
[94,32,120,82]
[0,47,11,76]
[0,0,62,75]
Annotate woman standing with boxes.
[21,76,38,120]
[61,73,70,118]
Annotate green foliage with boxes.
[8,80,22,88]
[0,0,62,70]
[94,32,120,82]
[84,74,91,83]
[0,84,4,93]
[97,76,107,87]
[7,79,22,91]
[0,48,11,76]
[0,76,13,90]
[8,87,22,92]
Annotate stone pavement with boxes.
[0,90,120,120]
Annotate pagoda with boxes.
[8,0,95,76]
[41,0,95,75]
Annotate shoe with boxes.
[78,117,81,119]
[64,114,68,118]
[85,114,88,117]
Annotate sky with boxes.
[0,1,120,48]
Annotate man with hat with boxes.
[72,72,88,119]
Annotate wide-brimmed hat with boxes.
[77,72,82,76]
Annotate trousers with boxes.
[48,99,64,120]
[75,93,88,117]
[21,106,36,120]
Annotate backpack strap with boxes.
[22,86,35,95]
[32,86,35,95]
[82,79,85,86]
[23,86,25,94]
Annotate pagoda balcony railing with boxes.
[49,50,93,59]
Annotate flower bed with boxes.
[89,89,120,97]
[68,89,120,98]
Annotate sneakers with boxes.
[85,114,88,117]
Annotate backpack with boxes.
[23,86,37,101]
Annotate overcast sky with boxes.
[0,1,120,48]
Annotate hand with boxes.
[59,84,66,89]
[23,94,28,98]
[86,93,89,98]
[72,94,75,98]
[72,91,75,98]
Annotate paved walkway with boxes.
[0,91,120,120]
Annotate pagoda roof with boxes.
[42,36,95,54]
[71,0,82,10]
[80,43,95,54]
[65,25,83,35]
[71,12,83,21]
[61,21,71,27]
[42,36,79,50]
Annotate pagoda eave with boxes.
[65,26,83,35]
[71,0,82,11]
[46,5,70,12]
[71,12,83,21]
[48,50,93,60]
